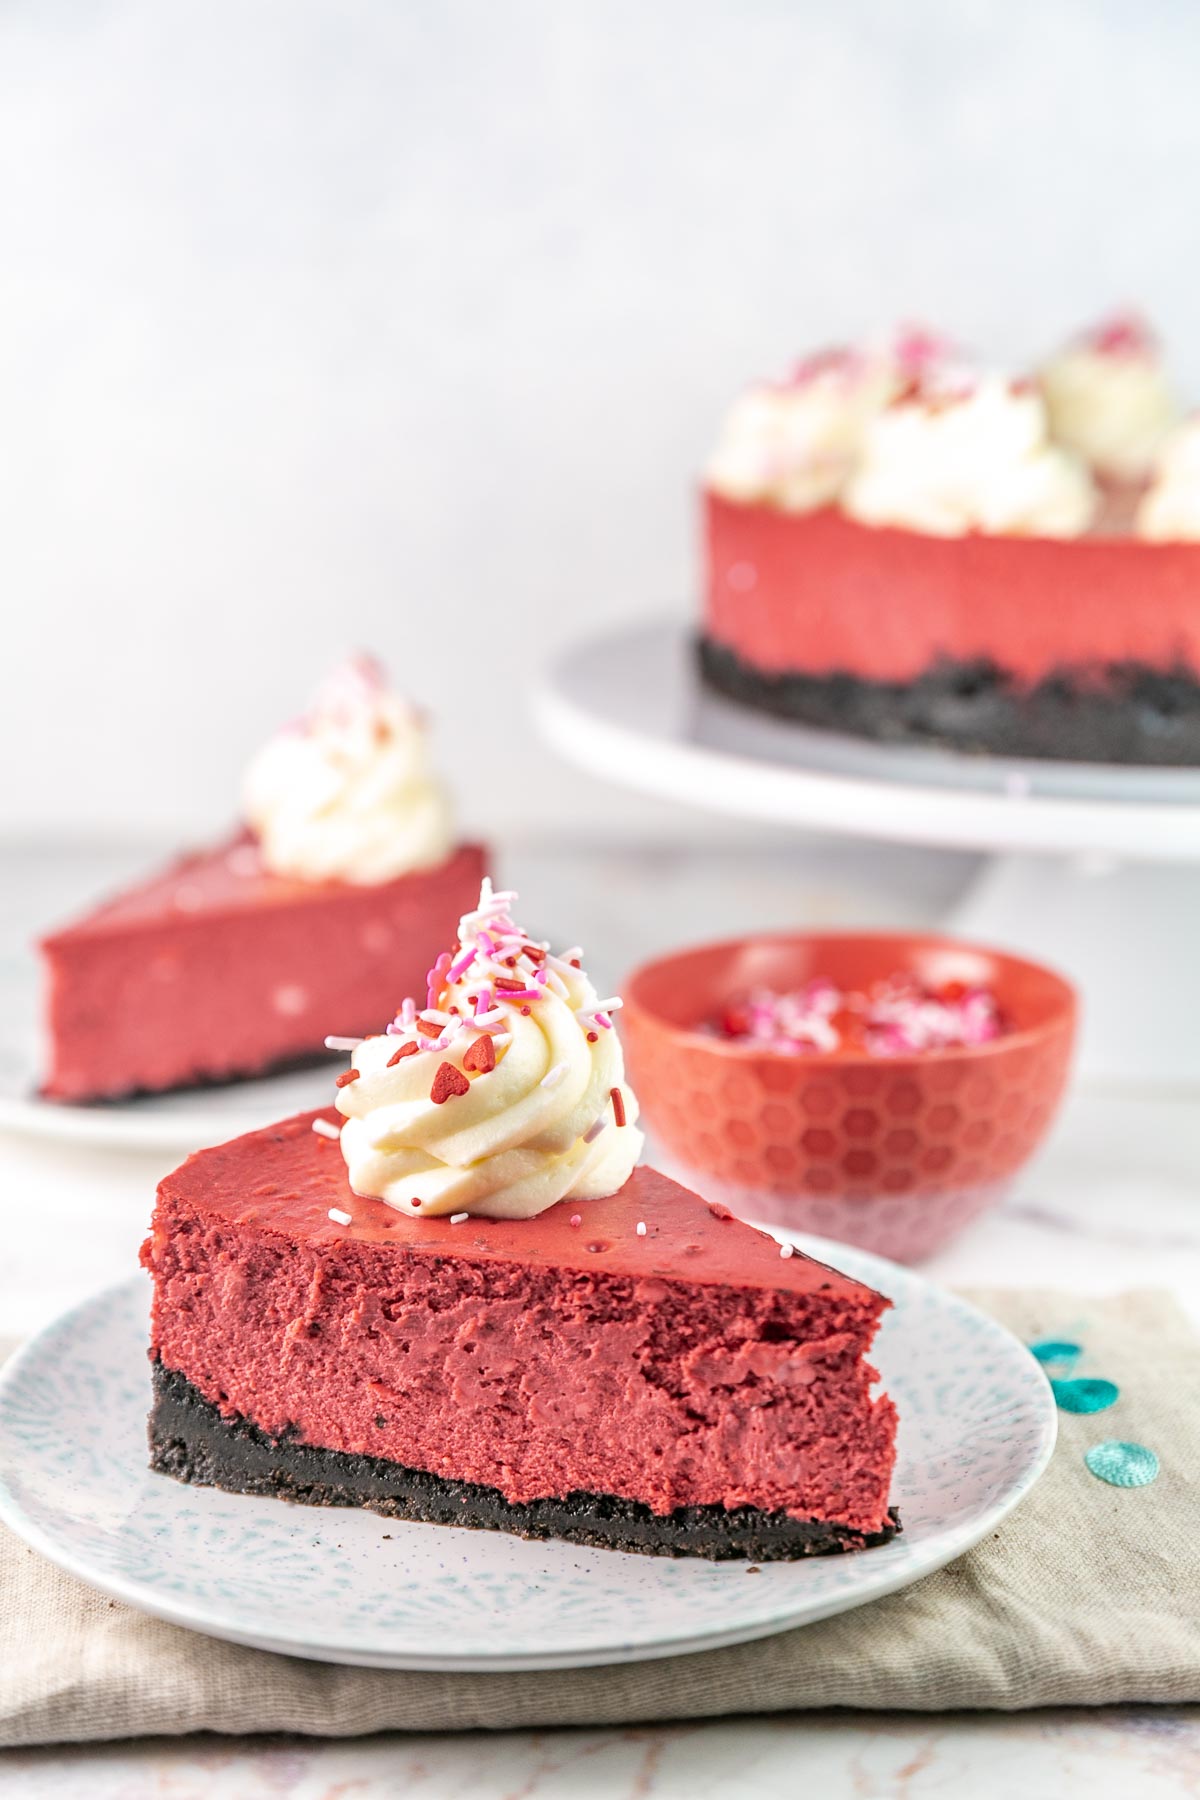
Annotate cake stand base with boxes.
[948,854,1199,1086]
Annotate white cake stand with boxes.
[535,621,1200,1085]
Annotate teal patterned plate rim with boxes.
[0,1234,1057,1672]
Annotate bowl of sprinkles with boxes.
[622,932,1076,1262]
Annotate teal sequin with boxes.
[1051,1377,1119,1414]
[1085,1441,1160,1488]
[1028,1339,1082,1370]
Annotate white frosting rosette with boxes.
[1041,313,1177,484]
[1137,416,1200,542]
[335,880,643,1219]
[243,657,453,885]
[844,374,1096,539]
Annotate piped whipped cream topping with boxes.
[243,657,453,885]
[1040,312,1178,484]
[704,326,955,513]
[1137,416,1200,542]
[843,374,1096,539]
[335,879,643,1219]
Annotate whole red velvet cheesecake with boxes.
[39,658,485,1101]
[142,1110,899,1559]
[40,837,486,1102]
[699,319,1200,763]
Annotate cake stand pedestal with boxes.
[536,621,1200,1086]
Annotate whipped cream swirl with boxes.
[1040,312,1178,484]
[1137,416,1200,542]
[243,657,453,885]
[704,328,955,514]
[843,374,1096,538]
[336,879,643,1219]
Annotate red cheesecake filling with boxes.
[40,838,486,1101]
[143,1112,898,1533]
[704,492,1200,686]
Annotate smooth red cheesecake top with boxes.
[158,1108,878,1300]
[145,1110,897,1529]
[41,834,487,944]
[704,492,1200,685]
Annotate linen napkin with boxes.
[1,1288,1196,1747]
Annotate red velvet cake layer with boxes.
[143,1112,898,1532]
[40,839,486,1101]
[704,492,1200,685]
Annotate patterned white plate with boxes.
[0,1236,1056,1671]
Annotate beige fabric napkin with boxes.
[1,1288,1197,1747]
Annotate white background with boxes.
[1,0,1198,844]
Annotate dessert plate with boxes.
[0,1235,1056,1672]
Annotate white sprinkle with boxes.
[540,1062,568,1090]
[311,1118,341,1141]
[327,1207,352,1225]
[450,1211,470,1225]
[589,996,624,1013]
[636,1221,647,1237]
[779,1243,795,1259]
[324,1035,362,1052]
[582,1117,607,1144]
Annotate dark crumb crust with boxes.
[38,1047,339,1108]
[698,634,1200,765]
[149,1360,901,1562]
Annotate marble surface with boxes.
[1,838,1198,1796]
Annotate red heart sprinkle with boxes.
[430,1062,470,1104]
[462,1035,496,1074]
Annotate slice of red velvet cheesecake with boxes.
[141,882,899,1559]
[39,659,485,1101]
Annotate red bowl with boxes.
[623,932,1077,1263]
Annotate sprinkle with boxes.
[416,1018,442,1038]
[324,1036,362,1052]
[447,946,477,982]
[430,1061,470,1104]
[610,1087,626,1128]
[327,1208,352,1226]
[569,1214,582,1227]
[474,989,495,1017]
[388,1042,419,1067]
[335,1068,360,1088]
[582,1116,607,1144]
[450,1211,470,1225]
[591,996,624,1014]
[311,1118,341,1141]
[636,1221,647,1236]
[779,1243,795,1259]
[1029,1339,1082,1370]
[410,1197,422,1208]
[541,1062,568,1090]
[496,986,542,1003]
[586,1031,598,1043]
[462,1034,496,1074]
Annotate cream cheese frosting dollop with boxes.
[1137,416,1200,542]
[843,373,1096,539]
[243,657,453,885]
[704,329,953,513]
[1040,313,1178,484]
[336,879,643,1219]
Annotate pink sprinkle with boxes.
[475,988,494,1016]
[478,930,497,955]
[448,946,477,982]
[311,1118,341,1141]
[328,1207,352,1226]
[569,1213,582,1227]
[497,987,541,1004]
